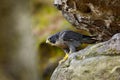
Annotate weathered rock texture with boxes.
[51,33,120,80]
[54,0,120,41]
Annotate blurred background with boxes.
[32,0,74,80]
[0,0,90,80]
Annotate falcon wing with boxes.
[59,30,83,41]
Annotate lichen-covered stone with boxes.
[51,33,120,80]
[54,0,120,41]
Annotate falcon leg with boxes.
[59,53,69,64]
[69,45,76,54]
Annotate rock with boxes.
[51,33,120,80]
[54,0,120,41]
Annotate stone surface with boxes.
[54,0,120,41]
[51,33,120,80]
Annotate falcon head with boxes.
[46,33,59,46]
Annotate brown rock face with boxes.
[51,33,120,80]
[54,0,120,41]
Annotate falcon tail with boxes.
[82,35,98,44]
[85,39,98,44]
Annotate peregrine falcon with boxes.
[46,30,97,63]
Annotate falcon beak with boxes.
[46,39,50,44]
[46,39,56,46]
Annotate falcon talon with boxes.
[59,53,69,64]
[46,30,97,63]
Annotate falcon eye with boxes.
[51,40,56,43]
[48,37,56,44]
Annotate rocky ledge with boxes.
[54,0,120,41]
[51,33,120,80]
